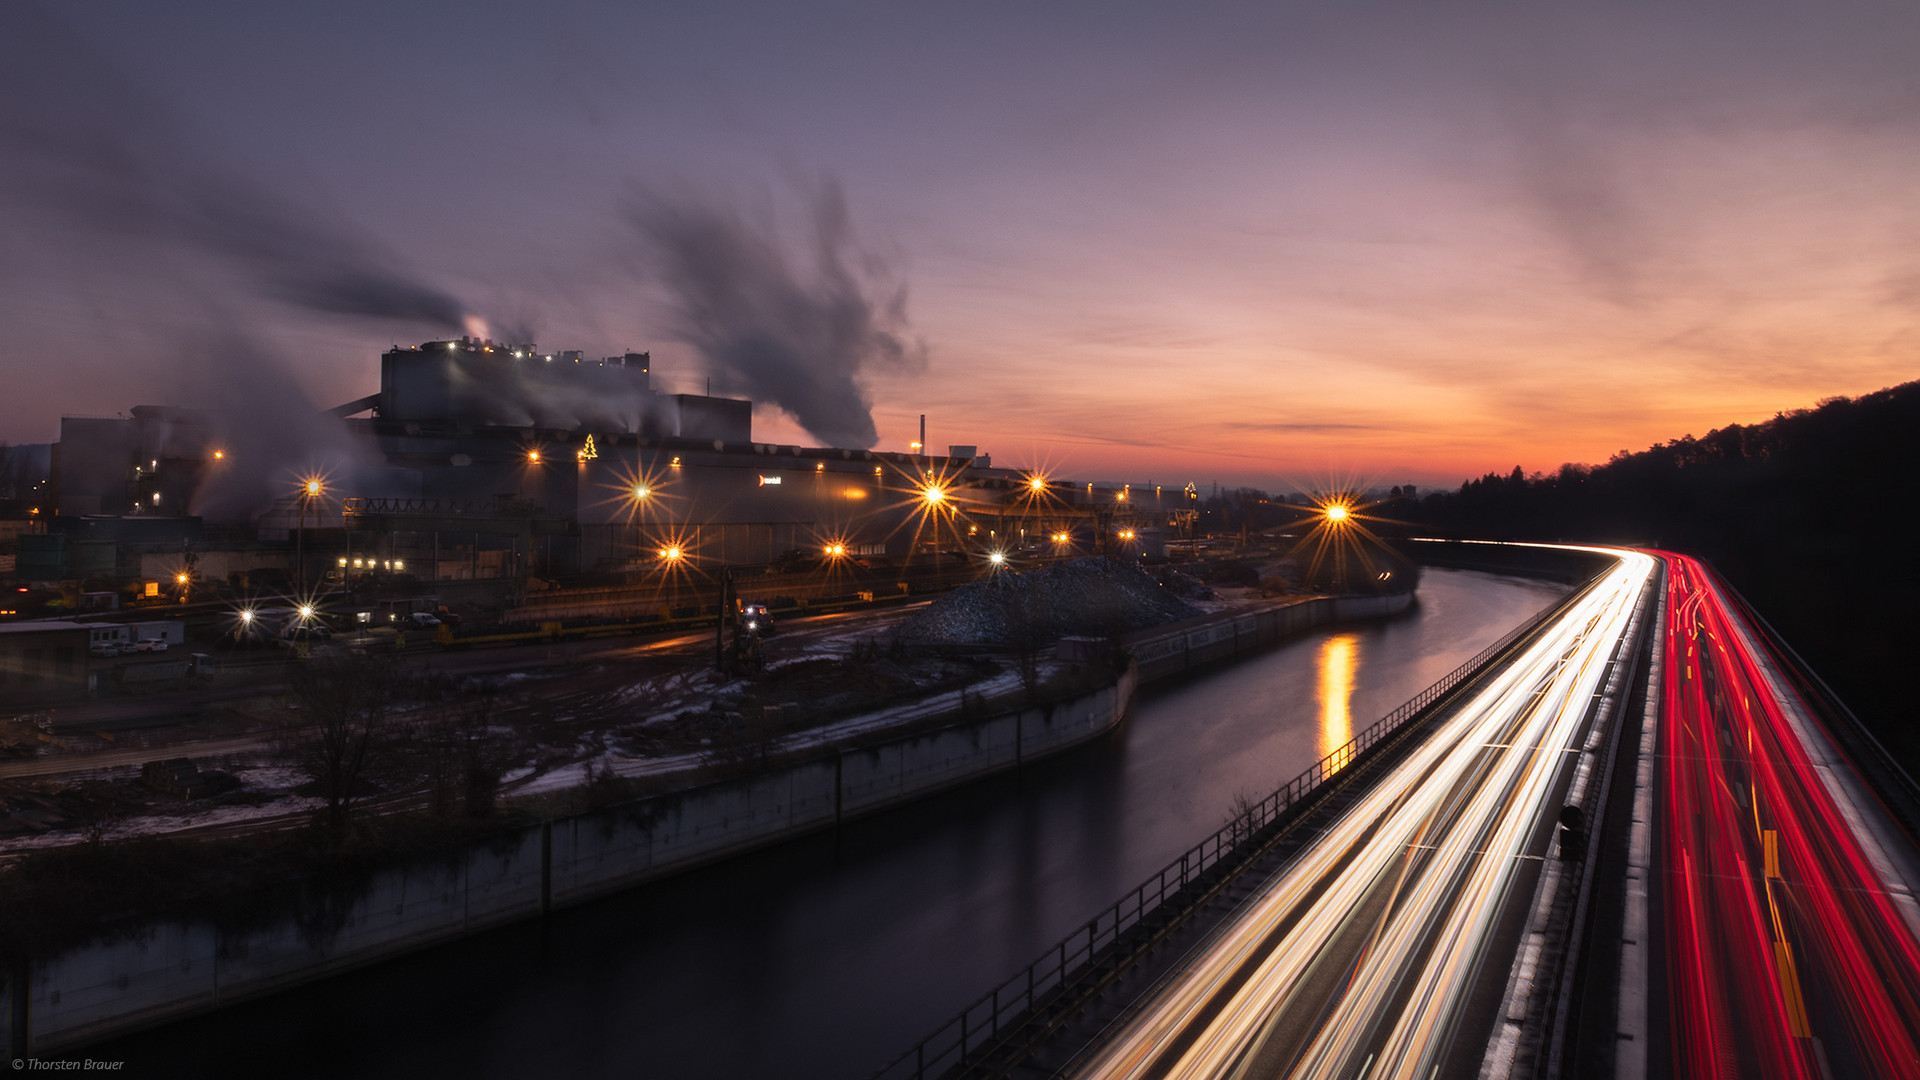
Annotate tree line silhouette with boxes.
[1407,380,1920,768]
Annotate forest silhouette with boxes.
[1409,380,1920,771]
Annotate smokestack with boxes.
[919,414,926,458]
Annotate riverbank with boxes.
[3,590,1412,1055]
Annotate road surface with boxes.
[1653,553,1920,1079]
[1071,549,1654,1080]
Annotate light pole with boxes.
[1322,501,1352,593]
[658,543,684,612]
[920,479,949,583]
[629,483,652,572]
[716,564,734,673]
[297,478,322,597]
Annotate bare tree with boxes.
[1008,585,1044,700]
[1223,788,1263,847]
[422,691,506,818]
[284,654,395,839]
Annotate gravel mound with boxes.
[901,558,1201,646]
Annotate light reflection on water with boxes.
[1316,632,1359,759]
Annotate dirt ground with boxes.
[0,612,1010,850]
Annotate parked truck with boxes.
[114,653,218,692]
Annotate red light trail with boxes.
[1656,553,1920,1079]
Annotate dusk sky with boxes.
[4,2,1919,490]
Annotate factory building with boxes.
[34,338,1191,597]
[52,406,213,518]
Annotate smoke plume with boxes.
[179,323,397,523]
[629,181,924,449]
[0,4,468,330]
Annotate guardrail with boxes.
[872,586,1578,1080]
[1707,566,1920,839]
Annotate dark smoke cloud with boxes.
[0,4,468,330]
[177,321,396,523]
[629,181,925,449]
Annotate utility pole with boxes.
[715,567,734,672]
[297,492,307,597]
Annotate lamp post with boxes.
[629,483,651,572]
[716,565,734,673]
[658,543,684,613]
[1322,501,1352,593]
[297,478,322,597]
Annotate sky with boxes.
[3,1,1919,491]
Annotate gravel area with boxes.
[899,558,1201,646]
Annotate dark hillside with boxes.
[1411,380,1920,769]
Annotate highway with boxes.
[1653,553,1920,1078]
[1071,549,1655,1080]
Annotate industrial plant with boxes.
[1,337,1220,696]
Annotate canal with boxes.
[100,568,1568,1078]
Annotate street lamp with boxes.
[297,477,323,597]
[658,544,685,611]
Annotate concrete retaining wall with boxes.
[5,664,1141,1054]
[7,828,548,1051]
[1126,592,1413,684]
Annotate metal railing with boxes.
[871,590,1577,1080]
[342,496,541,518]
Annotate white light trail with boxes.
[1078,548,1654,1080]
